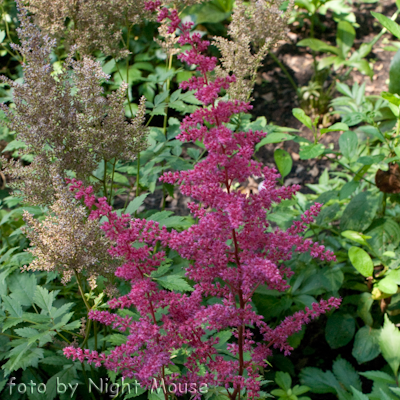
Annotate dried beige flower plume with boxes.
[22,171,117,290]
[214,0,293,101]
[0,7,147,205]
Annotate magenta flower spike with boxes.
[64,3,340,399]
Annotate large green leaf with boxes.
[348,247,373,277]
[325,312,355,349]
[380,314,400,376]
[366,217,400,256]
[274,149,292,180]
[339,130,358,161]
[337,21,356,58]
[340,191,379,232]
[352,326,381,364]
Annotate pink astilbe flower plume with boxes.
[64,3,340,399]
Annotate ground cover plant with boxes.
[1,0,400,399]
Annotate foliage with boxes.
[1,0,400,399]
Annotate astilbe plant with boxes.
[0,6,147,206]
[63,3,340,399]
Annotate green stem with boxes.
[269,51,298,93]
[74,270,91,312]
[81,362,97,400]
[56,331,71,344]
[80,319,92,349]
[93,321,98,352]
[324,155,376,186]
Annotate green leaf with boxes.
[297,38,340,55]
[339,180,359,200]
[382,91,400,107]
[2,140,27,153]
[2,295,23,318]
[348,247,373,277]
[389,49,400,95]
[366,217,400,256]
[40,356,73,366]
[106,334,128,346]
[183,3,231,25]
[339,131,358,161]
[332,357,361,392]
[275,371,292,391]
[255,132,295,151]
[320,122,349,134]
[300,368,340,394]
[125,193,149,215]
[274,149,292,180]
[299,143,325,160]
[293,108,313,129]
[349,60,373,79]
[380,314,400,376]
[8,273,37,307]
[351,387,370,400]
[340,191,379,232]
[337,21,356,58]
[46,365,77,400]
[325,312,356,349]
[33,287,57,315]
[342,112,365,127]
[352,326,381,364]
[359,370,396,384]
[357,292,374,326]
[156,275,193,292]
[376,275,398,295]
[371,12,400,40]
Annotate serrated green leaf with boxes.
[275,371,292,391]
[332,357,361,392]
[106,334,128,346]
[34,287,57,314]
[8,273,37,307]
[2,296,23,318]
[156,275,193,292]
